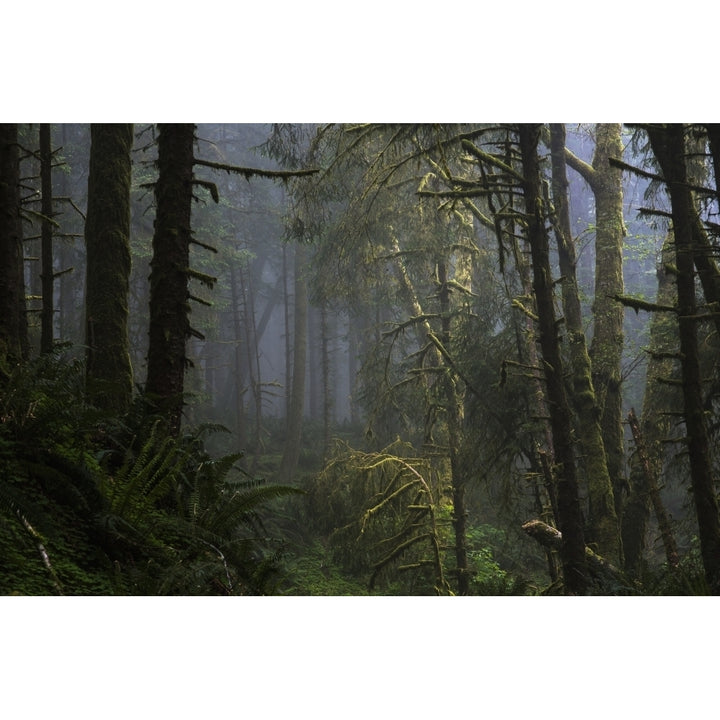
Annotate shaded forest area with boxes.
[2,122,720,596]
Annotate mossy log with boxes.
[522,519,631,589]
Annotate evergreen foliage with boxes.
[0,351,297,595]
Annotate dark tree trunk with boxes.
[519,124,588,594]
[282,243,292,421]
[239,262,263,467]
[626,408,679,570]
[647,124,720,593]
[0,123,29,370]
[622,234,679,577]
[145,123,195,435]
[39,124,54,354]
[84,123,134,413]
[438,258,470,595]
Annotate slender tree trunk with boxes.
[519,124,588,594]
[647,123,720,593]
[57,124,71,344]
[229,261,247,449]
[84,123,134,413]
[283,243,292,422]
[308,305,320,419]
[39,124,54,354]
[277,241,308,482]
[348,320,360,426]
[0,124,29,370]
[321,303,333,457]
[549,124,622,565]
[437,258,470,595]
[146,123,195,435]
[239,262,263,467]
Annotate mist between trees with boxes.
[1,122,719,596]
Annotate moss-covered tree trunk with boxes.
[647,124,720,593]
[437,258,470,595]
[519,124,588,594]
[622,234,679,577]
[565,124,626,522]
[145,123,195,435]
[0,123,29,371]
[549,124,622,565]
[588,125,626,516]
[84,124,134,413]
[626,407,679,572]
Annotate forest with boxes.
[1,121,720,597]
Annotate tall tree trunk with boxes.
[308,305,321,419]
[549,124,622,565]
[277,241,308,482]
[282,243,292,421]
[622,234,679,577]
[519,124,588,594]
[229,261,247,449]
[321,303,333,458]
[647,123,720,593]
[39,124,54,354]
[145,123,195,435]
[348,320,360,426]
[84,123,134,413]
[437,258,470,595]
[0,123,29,371]
[588,124,626,518]
[565,124,626,519]
[57,124,72,345]
[239,262,263,467]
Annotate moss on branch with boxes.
[611,293,676,314]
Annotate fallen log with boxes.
[522,519,635,592]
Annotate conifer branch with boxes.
[193,158,319,181]
[611,293,676,314]
[193,179,219,203]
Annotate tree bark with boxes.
[145,123,195,434]
[626,408,679,570]
[0,123,29,370]
[588,125,626,516]
[565,124,627,519]
[647,123,720,593]
[438,258,469,595]
[621,234,679,577]
[549,124,622,565]
[84,123,134,413]
[522,519,628,589]
[519,124,588,594]
[40,124,54,355]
